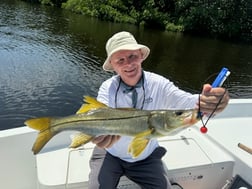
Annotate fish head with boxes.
[150,109,199,135]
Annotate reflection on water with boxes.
[0,0,252,130]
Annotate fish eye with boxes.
[175,111,183,116]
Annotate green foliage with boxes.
[174,0,251,40]
[39,0,53,6]
[33,0,252,40]
[62,0,99,16]
[62,0,136,23]
[99,4,136,23]
[39,0,66,6]
[165,22,184,32]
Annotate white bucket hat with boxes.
[103,31,150,72]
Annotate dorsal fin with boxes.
[76,96,107,114]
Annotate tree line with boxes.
[23,0,252,42]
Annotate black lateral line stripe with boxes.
[51,115,148,128]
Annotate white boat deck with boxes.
[36,132,234,189]
[1,99,252,189]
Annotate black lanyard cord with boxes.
[198,89,227,130]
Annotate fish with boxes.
[25,96,199,157]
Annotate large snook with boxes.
[25,96,199,157]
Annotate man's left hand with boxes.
[198,84,229,114]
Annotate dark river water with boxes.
[1,0,252,130]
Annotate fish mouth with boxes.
[184,117,198,125]
[182,110,199,125]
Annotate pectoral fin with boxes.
[128,128,154,158]
[69,133,94,148]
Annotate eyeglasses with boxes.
[113,53,142,65]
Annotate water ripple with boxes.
[0,0,251,130]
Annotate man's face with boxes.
[110,49,144,85]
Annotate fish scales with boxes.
[50,109,151,136]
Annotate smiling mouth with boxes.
[124,68,136,73]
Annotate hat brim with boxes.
[103,44,150,72]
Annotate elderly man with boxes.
[88,31,229,189]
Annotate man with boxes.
[88,31,229,189]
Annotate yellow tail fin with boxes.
[25,117,51,131]
[25,117,54,154]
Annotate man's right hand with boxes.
[92,135,121,148]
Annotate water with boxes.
[0,0,252,130]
